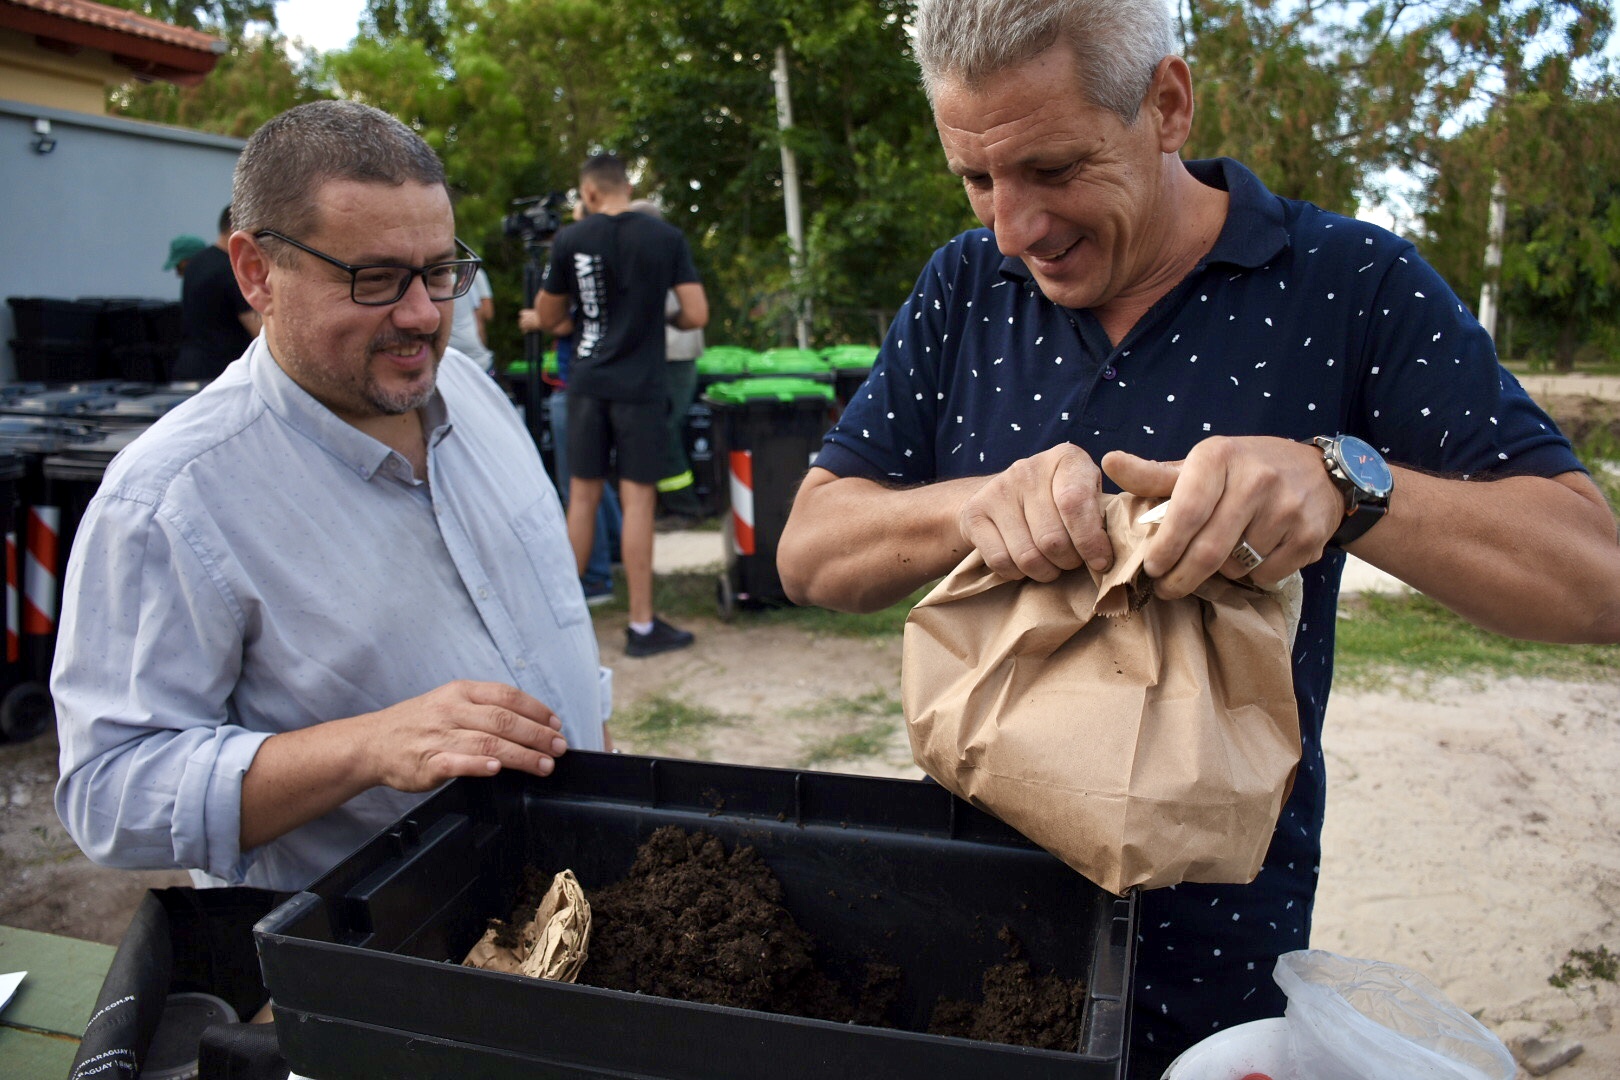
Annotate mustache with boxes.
[370,331,439,352]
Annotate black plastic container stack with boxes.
[255,753,1137,1080]
[704,376,837,617]
[0,448,30,739]
[6,297,104,383]
[98,298,183,383]
[0,412,100,740]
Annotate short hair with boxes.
[580,153,630,194]
[913,0,1175,123]
[231,101,447,257]
[218,204,233,234]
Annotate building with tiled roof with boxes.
[1,0,226,114]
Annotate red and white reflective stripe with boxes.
[729,450,755,556]
[23,505,59,636]
[5,530,17,663]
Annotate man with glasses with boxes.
[52,101,607,893]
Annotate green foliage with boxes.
[1549,944,1618,988]
[107,32,331,136]
[100,0,1620,358]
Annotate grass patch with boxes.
[624,568,931,638]
[1334,592,1619,687]
[794,691,905,767]
[614,692,730,751]
[800,719,901,767]
[1549,945,1618,989]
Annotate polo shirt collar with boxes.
[995,156,1289,287]
[249,335,449,478]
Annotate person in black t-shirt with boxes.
[174,205,262,382]
[535,155,708,657]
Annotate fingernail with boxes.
[537,757,555,776]
[485,759,500,774]
[552,737,568,755]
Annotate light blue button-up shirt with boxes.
[53,337,608,891]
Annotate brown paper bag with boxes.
[902,493,1301,895]
[462,869,591,981]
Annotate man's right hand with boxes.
[957,443,1114,582]
[240,680,567,851]
[362,680,568,792]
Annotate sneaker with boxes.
[582,580,614,607]
[625,616,695,657]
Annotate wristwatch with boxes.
[1312,435,1393,548]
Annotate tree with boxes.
[610,0,974,347]
[108,33,329,136]
[1420,82,1620,369]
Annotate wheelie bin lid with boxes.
[0,415,100,453]
[746,348,829,377]
[91,390,197,427]
[705,377,836,406]
[821,345,880,370]
[42,426,147,482]
[0,387,122,418]
[696,346,755,377]
[0,451,24,483]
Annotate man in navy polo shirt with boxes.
[778,0,1620,1072]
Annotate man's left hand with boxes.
[1102,436,1344,598]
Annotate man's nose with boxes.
[392,273,443,331]
[990,182,1046,258]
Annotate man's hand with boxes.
[241,680,570,851]
[1102,436,1343,598]
[517,307,542,334]
[959,443,1114,582]
[361,680,568,792]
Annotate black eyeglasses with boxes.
[254,229,483,306]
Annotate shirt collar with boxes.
[995,156,1289,287]
[248,335,452,479]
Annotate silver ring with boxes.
[1230,539,1264,573]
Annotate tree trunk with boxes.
[1554,319,1579,373]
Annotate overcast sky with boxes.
[276,0,365,55]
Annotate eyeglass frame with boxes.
[253,229,483,306]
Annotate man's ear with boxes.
[1145,55,1196,154]
[230,231,274,316]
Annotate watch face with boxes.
[1337,435,1393,497]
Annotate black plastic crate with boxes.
[8,338,102,384]
[6,297,103,342]
[256,754,1136,1080]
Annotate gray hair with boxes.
[913,0,1175,122]
[231,100,447,254]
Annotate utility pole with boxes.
[1478,174,1507,343]
[772,44,810,349]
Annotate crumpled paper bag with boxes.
[902,493,1302,895]
[463,869,591,981]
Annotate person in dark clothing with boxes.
[534,154,709,657]
[174,205,262,382]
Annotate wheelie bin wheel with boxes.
[0,682,54,742]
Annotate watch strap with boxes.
[1329,501,1385,548]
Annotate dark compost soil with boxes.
[488,825,1086,1051]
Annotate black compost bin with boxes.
[822,344,879,412]
[0,415,100,740]
[255,754,1136,1080]
[704,377,837,617]
[74,886,291,1080]
[0,450,29,738]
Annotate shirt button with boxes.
[515,658,527,670]
[1103,366,1118,380]
[478,587,489,599]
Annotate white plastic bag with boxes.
[1274,950,1516,1080]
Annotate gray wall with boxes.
[0,100,245,382]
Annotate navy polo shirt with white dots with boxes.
[817,157,1582,1064]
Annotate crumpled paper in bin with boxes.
[463,869,591,982]
[902,492,1303,896]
